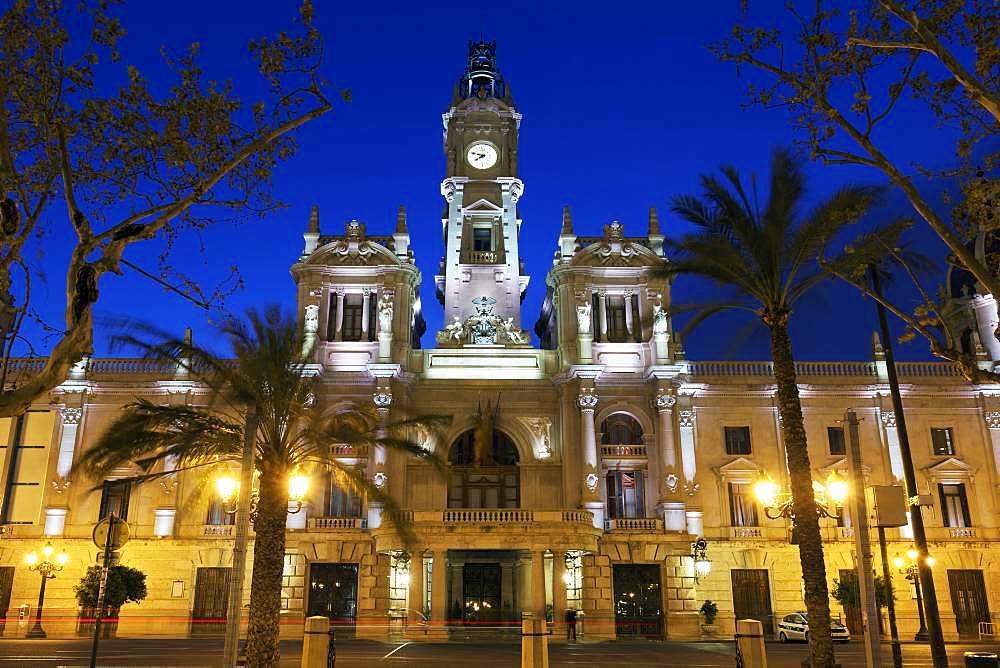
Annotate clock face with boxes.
[466,142,498,170]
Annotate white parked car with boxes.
[777,612,851,643]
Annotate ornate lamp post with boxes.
[691,537,711,583]
[753,471,849,521]
[215,468,310,522]
[894,547,935,641]
[24,542,68,638]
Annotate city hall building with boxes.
[0,41,998,642]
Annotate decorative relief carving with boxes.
[575,297,592,336]
[664,472,679,493]
[577,389,599,411]
[50,477,71,494]
[523,418,553,458]
[652,294,669,336]
[591,221,638,266]
[678,410,695,428]
[303,304,319,335]
[881,411,897,428]
[372,471,388,489]
[58,406,82,424]
[372,387,392,408]
[683,480,701,496]
[985,411,1000,429]
[323,220,388,265]
[435,296,526,346]
[584,472,600,492]
[377,291,394,334]
[654,391,676,411]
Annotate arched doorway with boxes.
[447,429,520,508]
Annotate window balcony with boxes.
[600,444,647,458]
[604,517,663,532]
[462,250,501,264]
[202,524,234,537]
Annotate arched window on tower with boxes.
[600,413,643,446]
[447,429,520,508]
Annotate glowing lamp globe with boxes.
[907,548,919,562]
[893,556,904,569]
[753,477,779,507]
[925,556,936,568]
[695,558,712,578]
[215,474,238,502]
[289,474,310,501]
[825,473,848,505]
[25,552,38,566]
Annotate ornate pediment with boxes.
[570,221,666,268]
[925,456,976,480]
[309,220,399,267]
[716,456,763,480]
[463,198,504,214]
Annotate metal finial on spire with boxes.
[396,205,408,233]
[308,205,320,233]
[648,207,662,236]
[561,205,574,234]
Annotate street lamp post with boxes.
[24,542,68,639]
[215,456,310,668]
[894,548,934,641]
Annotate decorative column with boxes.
[985,411,1000,487]
[575,293,594,363]
[578,388,604,529]
[407,550,425,629]
[880,410,905,481]
[377,291,394,360]
[430,550,448,638]
[531,550,547,618]
[368,386,392,529]
[654,390,686,531]
[361,288,371,339]
[598,290,609,341]
[624,289,634,338]
[553,551,567,629]
[677,409,702,535]
[334,291,345,341]
[44,406,82,536]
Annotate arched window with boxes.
[447,429,520,508]
[601,413,643,446]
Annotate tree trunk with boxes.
[244,467,288,667]
[769,318,836,668]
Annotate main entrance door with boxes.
[307,563,359,635]
[948,569,990,638]
[612,564,664,637]
[462,563,501,625]
[191,567,230,635]
[732,569,774,637]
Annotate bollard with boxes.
[521,612,550,668]
[302,615,331,668]
[965,652,1000,668]
[735,619,767,668]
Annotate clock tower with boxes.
[435,40,529,339]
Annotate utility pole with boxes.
[877,526,903,668]
[222,406,258,668]
[870,267,948,668]
[845,410,880,668]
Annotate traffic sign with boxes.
[92,516,130,550]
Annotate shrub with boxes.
[700,599,719,625]
[74,565,148,610]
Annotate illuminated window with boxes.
[601,414,643,446]
[939,483,971,527]
[205,497,234,526]
[931,428,955,456]
[728,482,759,527]
[606,470,645,518]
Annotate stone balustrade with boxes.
[599,444,647,458]
[202,524,234,536]
[308,517,368,530]
[605,517,663,532]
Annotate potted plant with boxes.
[700,600,719,636]
[831,572,893,635]
[75,565,148,638]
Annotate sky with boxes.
[16,0,975,362]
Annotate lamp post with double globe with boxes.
[24,542,68,638]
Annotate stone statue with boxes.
[303,304,319,334]
[652,299,669,336]
[377,292,394,334]
[473,398,500,466]
[575,298,592,336]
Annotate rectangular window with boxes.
[828,427,846,456]
[1,412,54,525]
[205,497,234,526]
[724,426,752,455]
[630,293,642,342]
[98,480,131,521]
[931,428,955,456]
[605,470,645,519]
[472,227,493,252]
[591,293,601,342]
[939,483,971,527]
[341,294,364,342]
[607,295,628,342]
[324,472,363,518]
[729,482,759,527]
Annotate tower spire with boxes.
[561,205,574,234]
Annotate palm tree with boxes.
[74,306,445,667]
[665,148,879,668]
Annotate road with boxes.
[0,637,995,667]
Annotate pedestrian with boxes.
[565,608,578,641]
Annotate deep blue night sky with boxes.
[20,0,968,361]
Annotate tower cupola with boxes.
[457,40,509,102]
